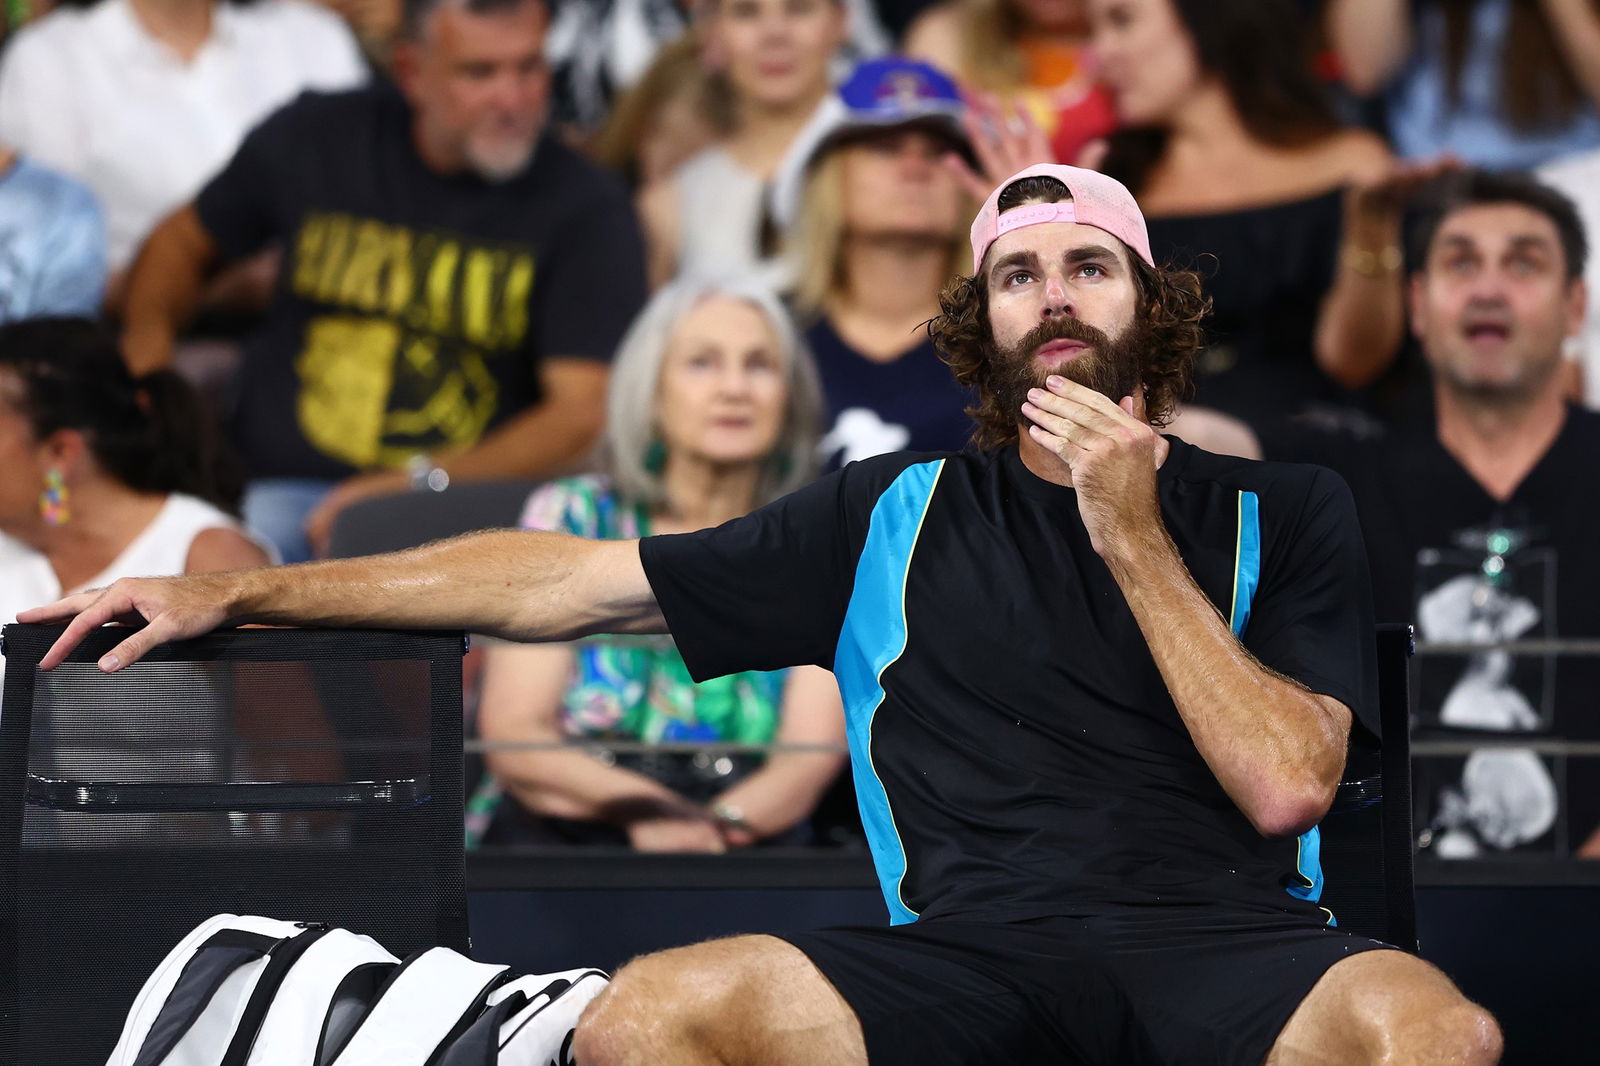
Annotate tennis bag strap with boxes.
[240,927,400,1065]
[437,969,610,1066]
[105,914,314,1066]
[326,947,510,1066]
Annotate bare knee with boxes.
[570,978,635,1066]
[572,937,774,1066]
[1276,951,1503,1066]
[1379,1001,1502,1066]
[572,954,725,1066]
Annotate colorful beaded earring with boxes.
[39,469,70,527]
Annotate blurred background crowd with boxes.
[3,0,1600,863]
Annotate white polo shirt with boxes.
[1540,149,1600,410]
[0,0,366,270]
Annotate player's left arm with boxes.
[1108,541,1352,839]
[1023,376,1352,838]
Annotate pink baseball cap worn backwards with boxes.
[969,163,1155,275]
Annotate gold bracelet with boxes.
[1341,244,1404,278]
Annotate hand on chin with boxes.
[1020,376,1164,557]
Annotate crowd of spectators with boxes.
[3,0,1600,858]
[1258,169,1600,859]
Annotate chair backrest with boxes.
[1316,623,1417,951]
[327,480,541,559]
[0,624,468,1066]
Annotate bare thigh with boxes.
[577,934,869,1066]
[1265,949,1501,1065]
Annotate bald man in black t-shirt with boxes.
[27,165,1502,1066]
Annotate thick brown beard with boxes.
[987,315,1153,431]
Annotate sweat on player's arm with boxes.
[1105,508,1355,838]
[17,530,663,672]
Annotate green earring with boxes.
[644,439,668,474]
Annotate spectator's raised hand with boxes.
[944,93,1060,203]
[1346,156,1463,234]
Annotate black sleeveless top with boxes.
[1146,187,1350,428]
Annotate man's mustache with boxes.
[1013,316,1112,357]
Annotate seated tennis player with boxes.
[25,164,1502,1066]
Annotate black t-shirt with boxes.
[806,316,975,473]
[196,87,647,479]
[1265,407,1600,855]
[640,441,1378,924]
[1147,188,1355,429]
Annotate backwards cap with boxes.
[969,163,1154,275]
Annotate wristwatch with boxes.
[712,801,753,835]
[406,454,450,493]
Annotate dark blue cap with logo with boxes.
[835,56,965,127]
[769,56,973,228]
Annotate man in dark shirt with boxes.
[28,165,1501,1064]
[119,0,647,563]
[1267,170,1600,860]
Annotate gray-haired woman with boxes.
[470,277,845,852]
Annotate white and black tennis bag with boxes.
[435,969,614,1066]
[105,914,609,1066]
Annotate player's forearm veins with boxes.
[1102,525,1349,836]
[226,531,660,640]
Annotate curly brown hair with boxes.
[928,178,1210,449]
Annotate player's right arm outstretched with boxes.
[19,530,663,672]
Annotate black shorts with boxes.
[778,908,1395,1066]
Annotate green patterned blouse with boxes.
[465,475,787,846]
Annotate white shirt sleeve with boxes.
[1538,151,1600,409]
[275,0,370,91]
[0,21,89,176]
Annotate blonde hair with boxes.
[788,146,972,320]
[960,0,1028,91]
[590,32,730,180]
[605,276,824,511]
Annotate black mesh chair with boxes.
[326,478,542,823]
[327,480,540,559]
[0,624,468,1066]
[1316,623,1418,951]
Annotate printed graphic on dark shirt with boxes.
[1413,526,1561,857]
[286,210,536,469]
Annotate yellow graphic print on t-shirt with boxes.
[289,212,536,469]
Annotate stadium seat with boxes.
[326,480,541,559]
